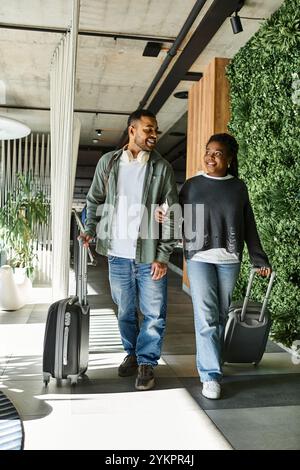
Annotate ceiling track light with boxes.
[230,0,245,34]
[95,129,102,136]
[230,11,243,34]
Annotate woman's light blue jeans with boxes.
[108,256,167,366]
[186,260,241,382]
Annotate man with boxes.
[80,109,178,391]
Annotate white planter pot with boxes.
[0,265,32,311]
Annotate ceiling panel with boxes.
[0,29,58,108]
[0,0,287,152]
[190,0,285,73]
[0,108,50,134]
[75,83,144,111]
[79,0,196,37]
[154,0,286,148]
[77,112,127,146]
[77,36,168,86]
[0,0,72,28]
[0,29,58,82]
[155,80,193,137]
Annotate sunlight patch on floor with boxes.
[26,387,232,450]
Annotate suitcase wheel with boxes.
[43,373,51,387]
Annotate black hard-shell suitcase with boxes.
[42,240,90,385]
[223,269,276,365]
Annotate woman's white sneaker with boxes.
[202,381,221,399]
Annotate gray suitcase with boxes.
[43,240,90,386]
[223,269,276,365]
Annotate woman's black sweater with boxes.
[179,175,271,268]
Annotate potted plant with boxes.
[0,172,50,279]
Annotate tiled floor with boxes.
[0,255,299,450]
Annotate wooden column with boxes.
[183,57,231,289]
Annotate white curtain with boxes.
[50,0,81,300]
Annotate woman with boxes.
[179,133,272,399]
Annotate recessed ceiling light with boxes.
[92,139,100,144]
[173,91,188,99]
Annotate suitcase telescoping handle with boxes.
[241,269,276,322]
[77,239,88,306]
[72,209,96,266]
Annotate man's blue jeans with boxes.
[186,260,241,382]
[108,256,167,366]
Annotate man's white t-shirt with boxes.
[108,149,149,259]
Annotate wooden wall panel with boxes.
[182,57,230,288]
[215,59,231,134]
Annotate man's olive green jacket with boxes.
[84,148,179,264]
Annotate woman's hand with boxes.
[256,266,272,277]
[154,206,168,224]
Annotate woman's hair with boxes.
[207,133,239,177]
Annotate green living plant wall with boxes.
[226,0,300,347]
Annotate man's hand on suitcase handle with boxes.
[78,233,93,248]
[256,266,272,278]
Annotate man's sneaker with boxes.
[135,364,155,391]
[118,354,138,377]
[202,381,221,399]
